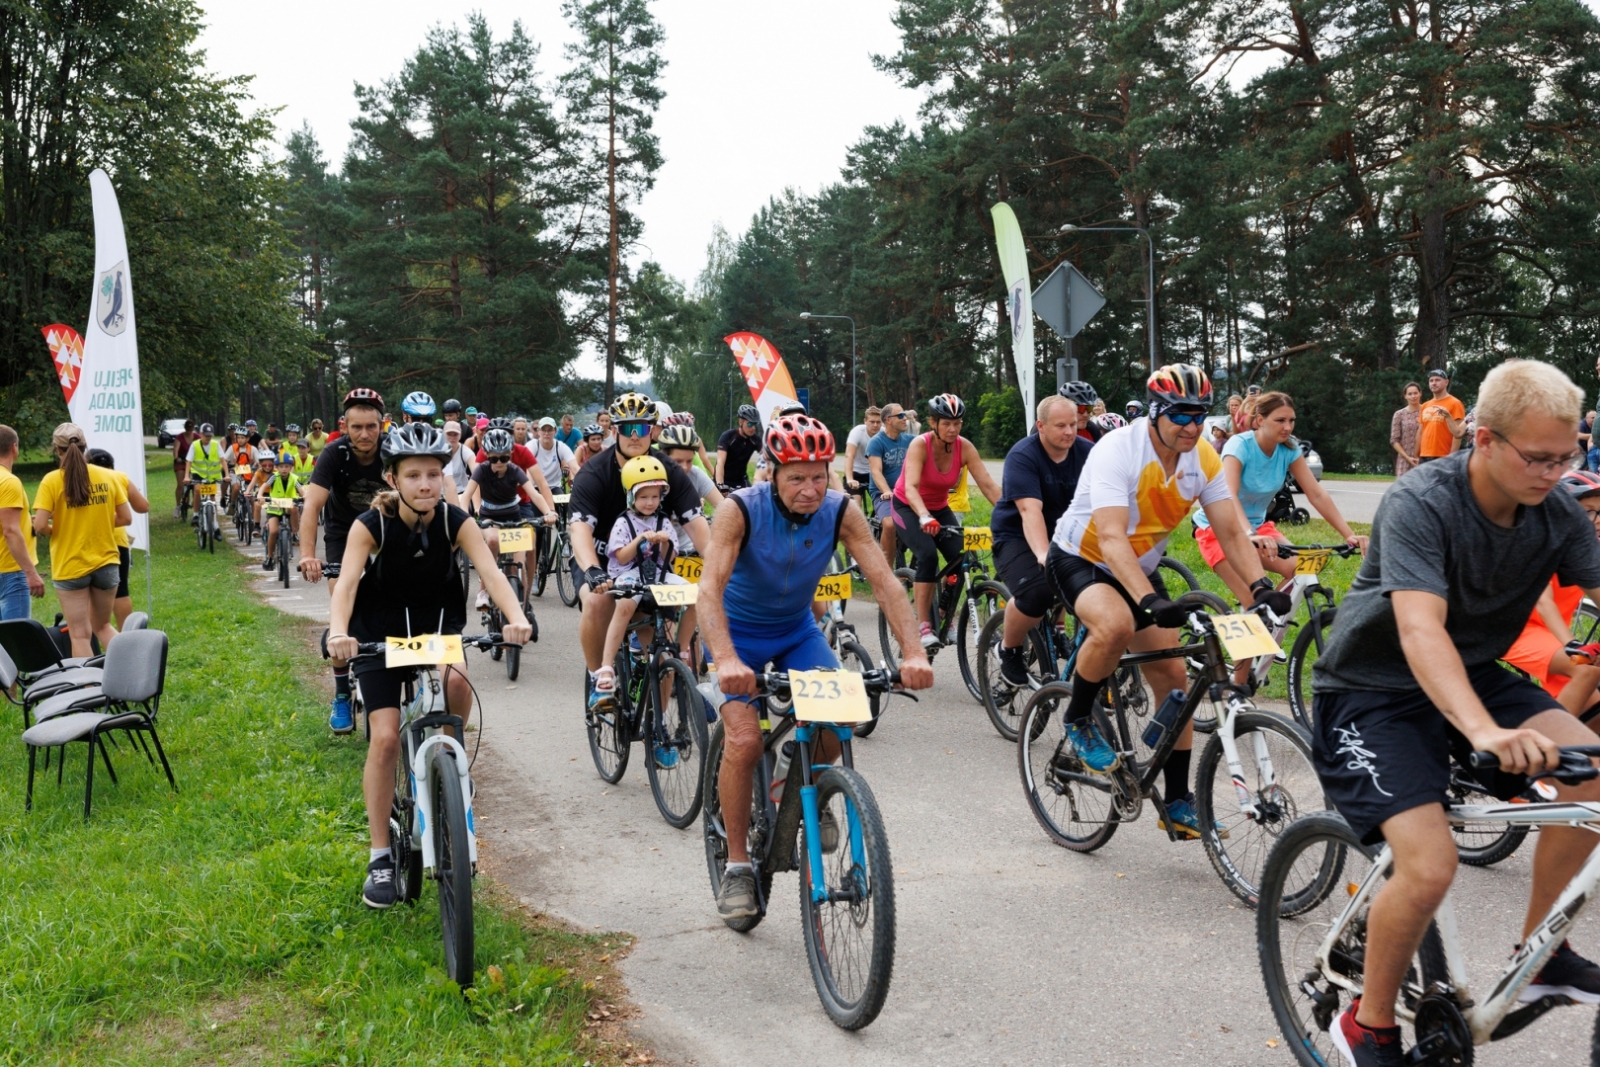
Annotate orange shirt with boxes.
[1418,395,1465,458]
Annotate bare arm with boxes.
[31,508,49,536]
[715,449,728,484]
[524,466,556,517]
[869,455,889,497]
[1015,498,1050,564]
[126,481,150,515]
[327,524,375,642]
[570,518,601,571]
[297,482,330,581]
[0,508,41,594]
[961,438,1002,503]
[113,501,132,527]
[839,506,933,689]
[1535,586,1573,645]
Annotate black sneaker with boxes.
[362,855,397,909]
[1330,999,1404,1067]
[1520,940,1600,1004]
[997,644,1030,688]
[261,558,274,570]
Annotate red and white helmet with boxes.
[1559,469,1600,500]
[765,413,835,465]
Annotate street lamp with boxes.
[798,311,858,426]
[1058,224,1158,372]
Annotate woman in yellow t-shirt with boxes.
[33,424,131,655]
[87,448,151,629]
[306,419,329,458]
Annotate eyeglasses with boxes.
[1583,506,1600,525]
[617,422,651,438]
[1161,410,1208,427]
[1490,429,1581,477]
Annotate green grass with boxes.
[0,466,610,1066]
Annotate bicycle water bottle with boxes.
[770,740,796,804]
[1142,689,1187,750]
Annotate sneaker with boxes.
[818,807,840,854]
[1520,940,1600,1004]
[997,643,1030,688]
[475,588,491,610]
[1157,793,1228,841]
[1063,720,1121,773]
[716,867,759,919]
[1330,1000,1404,1067]
[262,558,274,570]
[173,506,182,519]
[329,693,354,735]
[653,743,679,770]
[919,622,938,650]
[362,856,397,909]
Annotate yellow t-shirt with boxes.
[33,465,127,580]
[306,431,329,457]
[106,469,132,549]
[0,467,37,572]
[949,468,971,514]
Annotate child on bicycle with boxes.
[259,455,301,571]
[591,456,687,709]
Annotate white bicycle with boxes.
[1258,744,1600,1065]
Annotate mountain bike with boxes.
[535,492,578,607]
[877,525,1007,702]
[335,631,508,989]
[232,486,254,546]
[813,571,885,738]
[266,495,298,589]
[1245,542,1358,728]
[1017,593,1325,904]
[700,666,905,1029]
[1257,745,1600,1066]
[190,480,221,553]
[477,518,547,681]
[585,577,709,827]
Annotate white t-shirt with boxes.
[677,464,715,554]
[846,424,874,474]
[443,444,473,493]
[1052,419,1230,574]
[532,438,574,489]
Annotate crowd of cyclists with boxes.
[159,351,1600,1063]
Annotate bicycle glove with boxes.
[920,515,941,536]
[1567,641,1600,663]
[585,566,609,589]
[1138,593,1189,629]
[1250,580,1293,618]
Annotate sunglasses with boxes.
[617,422,652,438]
[1162,410,1208,427]
[487,455,512,464]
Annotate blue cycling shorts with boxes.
[726,620,839,705]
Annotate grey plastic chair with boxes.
[0,645,101,729]
[21,629,175,819]
[121,612,149,632]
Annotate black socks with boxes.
[1164,747,1191,803]
[1064,670,1104,725]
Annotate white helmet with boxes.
[653,399,674,422]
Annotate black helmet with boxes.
[927,393,966,420]
[198,422,214,435]
[481,428,516,455]
[737,404,760,425]
[441,398,463,415]
[1060,381,1098,407]
[379,422,454,469]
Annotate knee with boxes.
[722,720,762,767]
[1394,845,1457,903]
[368,728,400,763]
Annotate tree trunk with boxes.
[1413,191,1450,370]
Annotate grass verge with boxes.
[1,466,616,1066]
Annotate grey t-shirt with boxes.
[1314,452,1600,695]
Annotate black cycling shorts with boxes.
[324,537,347,572]
[1046,545,1169,631]
[1311,664,1554,845]
[352,656,465,713]
[891,499,963,582]
[994,537,1055,618]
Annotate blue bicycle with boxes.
[700,667,907,1029]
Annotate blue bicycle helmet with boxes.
[401,391,436,418]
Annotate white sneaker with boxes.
[919,623,938,650]
[474,588,491,610]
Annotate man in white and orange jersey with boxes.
[1047,363,1289,837]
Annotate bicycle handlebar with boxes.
[1274,543,1359,559]
[320,630,507,660]
[1467,744,1600,785]
[478,515,556,529]
[755,667,904,698]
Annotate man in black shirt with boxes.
[716,404,762,489]
[299,388,388,734]
[990,395,1092,686]
[570,394,710,696]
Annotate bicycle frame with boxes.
[1318,800,1600,1045]
[796,721,864,905]
[398,667,477,873]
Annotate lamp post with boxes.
[798,311,858,426]
[1058,224,1158,372]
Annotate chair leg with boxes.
[26,745,35,812]
[131,729,154,763]
[57,745,65,785]
[83,738,95,820]
[96,735,118,784]
[147,726,177,792]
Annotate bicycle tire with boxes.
[430,745,475,988]
[392,742,422,904]
[876,568,915,671]
[956,579,1007,703]
[838,638,881,737]
[586,661,631,784]
[1285,606,1335,730]
[977,612,1053,742]
[279,527,291,588]
[1157,555,1201,593]
[1258,812,1447,1066]
[701,721,773,933]
[1449,771,1529,867]
[801,766,896,1030]
[504,577,523,680]
[1194,711,1324,905]
[646,657,708,828]
[1018,680,1119,852]
[532,530,550,597]
[556,534,578,607]
[1574,600,1600,645]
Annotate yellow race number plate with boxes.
[1214,613,1281,660]
[385,634,464,667]
[269,497,298,511]
[497,526,534,553]
[814,573,852,601]
[672,556,704,582]
[196,483,218,497]
[650,584,698,606]
[790,669,873,724]
[963,526,993,551]
[1294,550,1332,576]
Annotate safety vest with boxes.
[292,454,314,485]
[189,440,224,481]
[264,473,299,513]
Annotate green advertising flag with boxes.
[991,202,1034,423]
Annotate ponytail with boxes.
[60,442,90,506]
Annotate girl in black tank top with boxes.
[349,503,469,643]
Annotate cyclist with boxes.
[575,423,607,467]
[183,423,227,520]
[842,406,883,505]
[225,426,254,509]
[243,418,262,448]
[716,404,762,489]
[991,395,1094,686]
[441,398,464,425]
[1060,381,1105,444]
[301,388,390,734]
[891,394,1002,649]
[532,417,578,489]
[662,411,715,473]
[474,417,552,518]
[258,453,301,571]
[1124,400,1144,422]
[1091,412,1126,434]
[1049,364,1289,837]
[291,437,315,490]
[1307,360,1600,1066]
[867,403,910,564]
[170,418,196,518]
[400,391,435,425]
[463,426,557,608]
[279,424,302,463]
[697,412,933,919]
[326,422,533,909]
[306,418,329,458]
[660,424,722,662]
[441,421,475,500]
[570,393,711,707]
[1503,468,1600,721]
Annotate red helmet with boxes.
[765,413,835,465]
[343,387,385,414]
[1559,469,1600,499]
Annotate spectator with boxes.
[1581,409,1597,471]
[1391,381,1423,477]
[1226,394,1244,436]
[86,448,150,628]
[843,406,883,504]
[597,411,615,445]
[170,418,195,517]
[557,413,583,452]
[0,425,42,619]
[1418,367,1466,462]
[867,403,911,563]
[32,423,130,656]
[306,418,329,458]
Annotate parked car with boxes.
[156,418,189,450]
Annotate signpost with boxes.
[1033,261,1106,394]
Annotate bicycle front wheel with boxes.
[800,766,895,1030]
[876,568,915,671]
[430,745,475,988]
[1017,681,1118,852]
[504,577,523,681]
[977,612,1053,742]
[839,638,882,737]
[1286,606,1336,730]
[956,579,1006,703]
[1195,711,1324,905]
[1449,771,1529,867]
[532,530,550,597]
[556,534,578,607]
[646,658,708,828]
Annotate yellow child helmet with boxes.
[621,455,670,507]
[610,391,658,424]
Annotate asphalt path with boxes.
[241,512,1591,1066]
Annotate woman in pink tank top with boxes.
[891,393,1003,650]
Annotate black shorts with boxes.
[1045,545,1169,630]
[1311,663,1556,845]
[352,655,463,712]
[994,537,1055,618]
[891,500,963,582]
[115,546,130,599]
[324,537,346,571]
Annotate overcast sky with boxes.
[197,0,924,291]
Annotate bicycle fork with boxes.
[795,724,865,905]
[411,733,477,873]
[1215,689,1272,820]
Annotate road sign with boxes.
[797,387,810,413]
[1033,262,1106,340]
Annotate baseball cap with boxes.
[475,416,490,431]
[1427,367,1449,379]
[538,417,556,429]
[444,420,461,435]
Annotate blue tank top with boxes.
[724,483,848,638]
